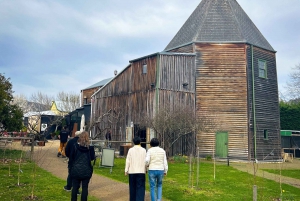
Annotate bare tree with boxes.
[56,91,80,113]
[89,108,124,140]
[141,104,217,156]
[30,91,53,109]
[286,63,300,100]
[12,94,29,113]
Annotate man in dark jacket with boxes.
[57,126,69,158]
[105,130,112,148]
[64,131,81,192]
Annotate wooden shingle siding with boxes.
[195,43,249,159]
[247,45,280,160]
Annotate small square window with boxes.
[258,60,267,78]
[142,64,147,74]
[263,130,268,140]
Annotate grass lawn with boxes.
[94,157,300,201]
[263,169,300,180]
[0,149,100,201]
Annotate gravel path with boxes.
[32,140,152,201]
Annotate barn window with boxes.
[142,64,147,74]
[258,59,267,78]
[263,130,268,140]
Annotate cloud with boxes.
[0,0,299,99]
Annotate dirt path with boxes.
[32,140,152,201]
[231,159,300,189]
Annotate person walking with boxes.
[69,131,95,201]
[64,131,81,193]
[125,136,147,201]
[145,138,168,201]
[105,130,112,148]
[57,126,69,158]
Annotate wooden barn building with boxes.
[91,0,280,161]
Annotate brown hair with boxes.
[78,131,90,147]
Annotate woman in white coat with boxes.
[145,138,168,201]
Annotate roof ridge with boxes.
[227,0,244,42]
[193,0,211,42]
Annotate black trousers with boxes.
[71,177,90,201]
[129,173,145,201]
[66,168,72,189]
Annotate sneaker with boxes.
[77,191,81,196]
[63,186,71,192]
[57,152,61,157]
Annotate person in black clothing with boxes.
[64,131,81,192]
[105,130,112,148]
[57,126,69,158]
[69,131,95,201]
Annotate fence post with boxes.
[227,156,230,166]
[253,185,257,201]
[189,154,193,188]
[30,136,35,160]
[196,147,200,188]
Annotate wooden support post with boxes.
[196,147,199,188]
[253,185,257,201]
[30,136,35,160]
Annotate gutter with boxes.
[251,45,257,159]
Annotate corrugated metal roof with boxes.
[129,51,196,63]
[165,0,274,52]
[82,77,113,90]
[24,110,57,117]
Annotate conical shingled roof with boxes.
[164,0,274,52]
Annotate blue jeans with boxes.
[148,170,164,201]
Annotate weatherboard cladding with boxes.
[246,46,280,160]
[195,43,249,159]
[165,0,274,52]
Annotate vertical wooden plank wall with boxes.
[93,56,157,138]
[195,43,249,159]
[158,54,196,155]
[92,53,196,155]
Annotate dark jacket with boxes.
[105,132,111,141]
[59,130,69,143]
[65,137,79,167]
[69,144,96,170]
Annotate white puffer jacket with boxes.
[145,147,168,174]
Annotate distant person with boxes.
[69,131,95,201]
[125,136,147,201]
[145,138,168,201]
[64,131,81,194]
[105,130,112,148]
[57,126,69,158]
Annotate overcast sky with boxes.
[1,0,299,100]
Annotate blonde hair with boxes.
[78,131,90,147]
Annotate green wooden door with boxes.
[215,132,228,158]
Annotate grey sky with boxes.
[1,0,299,100]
